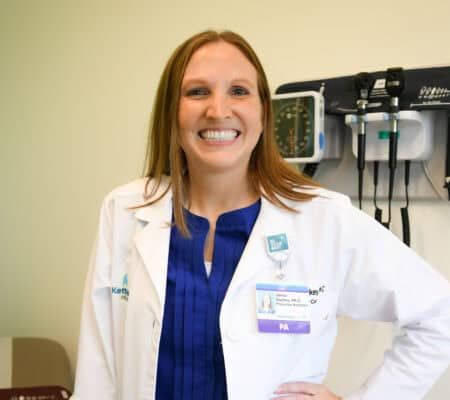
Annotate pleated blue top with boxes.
[155,199,261,400]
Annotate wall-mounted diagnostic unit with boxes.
[272,91,325,163]
[275,65,450,248]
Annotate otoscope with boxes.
[354,72,373,209]
[384,67,405,229]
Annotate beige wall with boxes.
[1,0,449,398]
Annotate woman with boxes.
[72,30,450,400]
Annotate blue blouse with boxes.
[155,199,261,400]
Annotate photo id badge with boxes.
[255,282,310,334]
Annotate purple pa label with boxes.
[258,319,311,334]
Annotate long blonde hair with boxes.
[142,30,319,236]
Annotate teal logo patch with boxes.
[267,233,289,253]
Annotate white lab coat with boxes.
[72,177,450,400]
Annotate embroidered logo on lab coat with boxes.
[112,274,129,301]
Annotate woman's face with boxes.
[178,40,263,177]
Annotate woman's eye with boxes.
[231,86,250,96]
[185,87,209,97]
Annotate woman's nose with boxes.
[205,93,232,119]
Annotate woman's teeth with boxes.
[199,130,239,141]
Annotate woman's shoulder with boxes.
[281,185,375,228]
[103,176,170,205]
[303,186,351,203]
[94,177,171,233]
[286,186,353,211]
[106,177,147,197]
[288,185,387,236]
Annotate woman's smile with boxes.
[198,129,240,142]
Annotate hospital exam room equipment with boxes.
[274,66,450,246]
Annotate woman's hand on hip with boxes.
[272,382,342,400]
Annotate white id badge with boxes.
[255,282,310,334]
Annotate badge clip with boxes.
[265,233,291,280]
[276,262,285,280]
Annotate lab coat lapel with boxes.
[228,197,297,292]
[133,193,172,312]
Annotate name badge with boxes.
[255,282,310,334]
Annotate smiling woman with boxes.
[141,30,319,238]
[71,30,450,400]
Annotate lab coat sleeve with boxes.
[338,207,450,400]
[71,196,117,400]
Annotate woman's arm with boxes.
[336,209,450,399]
[274,205,450,400]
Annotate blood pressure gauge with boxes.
[272,91,325,163]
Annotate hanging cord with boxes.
[373,161,383,224]
[422,161,448,201]
[358,160,364,210]
[401,160,411,246]
[444,112,450,200]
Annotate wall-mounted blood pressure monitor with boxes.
[272,91,325,163]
